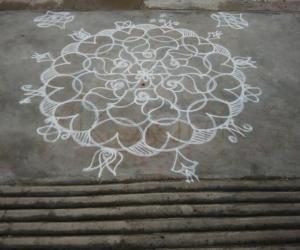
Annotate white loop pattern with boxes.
[21,15,261,182]
[34,11,74,29]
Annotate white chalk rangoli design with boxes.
[34,11,74,29]
[211,12,249,30]
[21,15,261,182]
[31,52,54,63]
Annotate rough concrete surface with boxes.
[145,0,300,12]
[0,11,299,184]
[0,0,144,10]
[0,179,300,248]
[0,0,299,11]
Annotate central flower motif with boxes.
[20,15,261,182]
[136,69,154,82]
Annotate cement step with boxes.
[1,191,300,209]
[1,179,300,249]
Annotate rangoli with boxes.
[20,14,261,182]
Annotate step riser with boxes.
[1,217,300,236]
[1,230,300,248]
[2,180,300,197]
[0,192,300,209]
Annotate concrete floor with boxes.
[0,11,299,184]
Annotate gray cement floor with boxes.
[0,11,299,184]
